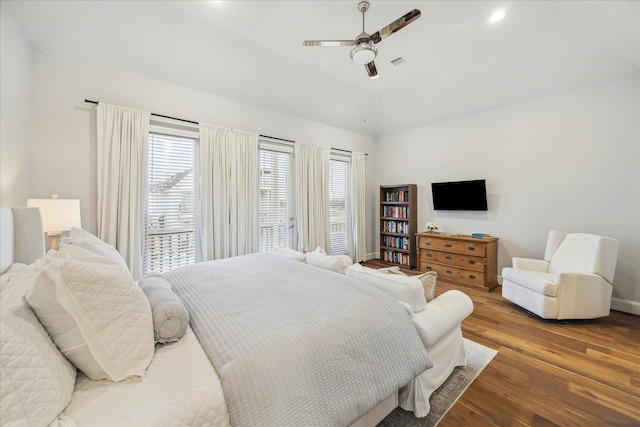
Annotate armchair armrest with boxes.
[512,257,549,272]
[555,272,613,320]
[412,290,473,348]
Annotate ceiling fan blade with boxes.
[365,61,379,79]
[303,40,356,47]
[370,9,421,44]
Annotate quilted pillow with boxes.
[26,244,154,381]
[345,263,428,312]
[1,268,76,427]
[61,227,128,269]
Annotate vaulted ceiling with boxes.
[6,1,639,136]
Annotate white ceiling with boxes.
[5,0,639,136]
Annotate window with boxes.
[258,140,294,253]
[329,156,352,255]
[144,129,198,273]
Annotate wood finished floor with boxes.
[362,260,640,426]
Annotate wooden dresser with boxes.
[415,232,499,291]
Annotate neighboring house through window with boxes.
[329,154,352,255]
[258,139,294,253]
[144,127,199,274]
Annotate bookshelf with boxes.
[379,184,417,269]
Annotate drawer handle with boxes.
[446,256,452,260]
[445,244,452,248]
[425,241,431,245]
[468,260,476,265]
[426,266,432,270]
[469,274,476,279]
[468,247,475,251]
[426,253,432,257]
[446,270,452,274]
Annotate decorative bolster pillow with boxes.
[139,273,189,344]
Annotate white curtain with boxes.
[199,124,259,260]
[351,152,367,262]
[294,142,330,252]
[96,103,150,280]
[229,129,259,256]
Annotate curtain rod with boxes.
[85,99,367,155]
[259,134,294,144]
[84,99,199,125]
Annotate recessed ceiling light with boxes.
[489,10,506,23]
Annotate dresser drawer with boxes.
[419,262,486,288]
[417,236,486,256]
[419,250,485,272]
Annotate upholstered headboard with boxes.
[0,207,45,274]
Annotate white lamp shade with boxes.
[27,199,82,232]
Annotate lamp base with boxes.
[47,231,62,251]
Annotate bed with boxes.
[0,207,473,426]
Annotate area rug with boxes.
[378,339,498,426]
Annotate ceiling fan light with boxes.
[350,43,377,65]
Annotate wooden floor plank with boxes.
[361,261,640,426]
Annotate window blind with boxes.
[329,157,352,255]
[259,142,294,253]
[144,132,198,273]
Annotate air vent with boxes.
[390,57,407,66]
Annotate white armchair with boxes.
[502,231,619,320]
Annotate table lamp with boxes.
[27,195,82,251]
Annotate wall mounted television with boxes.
[431,179,488,211]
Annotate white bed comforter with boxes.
[166,254,432,427]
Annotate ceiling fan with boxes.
[303,1,421,79]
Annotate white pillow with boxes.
[139,273,189,344]
[306,251,353,274]
[345,263,428,312]
[26,244,154,381]
[417,271,437,302]
[61,227,128,269]
[1,268,76,427]
[274,246,307,263]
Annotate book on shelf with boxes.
[382,206,408,218]
[384,190,410,202]
[382,220,409,234]
[382,236,410,250]
[382,249,409,266]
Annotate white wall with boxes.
[0,3,32,207]
[28,53,377,253]
[375,75,640,313]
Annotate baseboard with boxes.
[611,298,640,315]
[366,251,379,261]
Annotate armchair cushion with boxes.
[547,233,619,283]
[502,268,557,297]
[511,257,549,272]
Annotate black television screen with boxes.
[431,179,488,211]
